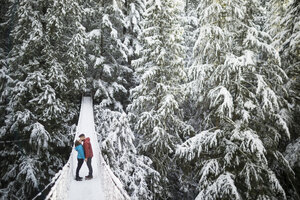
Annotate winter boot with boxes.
[85,175,93,180]
[75,177,82,181]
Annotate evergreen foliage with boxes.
[97,110,156,200]
[266,0,300,198]
[0,0,299,199]
[0,0,86,198]
[129,0,193,198]
[84,0,133,112]
[277,0,300,140]
[177,0,292,199]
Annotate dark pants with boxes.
[76,159,84,178]
[86,157,93,176]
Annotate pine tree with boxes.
[0,0,87,198]
[0,0,10,127]
[83,0,133,111]
[281,2,300,198]
[267,0,300,198]
[0,50,9,133]
[84,0,131,163]
[183,0,198,66]
[123,0,145,64]
[177,0,290,199]
[97,110,157,200]
[129,0,192,198]
[277,0,300,139]
[93,0,131,110]
[0,0,11,53]
[0,1,53,198]
[180,2,203,197]
[265,0,290,48]
[45,0,88,97]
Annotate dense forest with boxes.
[0,0,299,199]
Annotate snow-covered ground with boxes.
[68,96,104,200]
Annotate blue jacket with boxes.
[75,144,85,159]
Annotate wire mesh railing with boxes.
[99,152,131,200]
[45,151,74,200]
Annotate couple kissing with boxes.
[74,134,93,181]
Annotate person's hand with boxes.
[85,158,87,162]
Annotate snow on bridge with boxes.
[46,97,130,200]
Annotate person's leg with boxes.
[87,157,93,177]
[76,159,84,179]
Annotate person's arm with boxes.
[83,143,88,161]
[83,142,87,156]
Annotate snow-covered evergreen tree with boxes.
[83,0,133,112]
[285,137,300,169]
[46,0,88,96]
[123,0,145,64]
[0,56,7,131]
[265,0,290,48]
[93,0,132,111]
[276,0,300,140]
[0,0,10,126]
[96,110,157,200]
[0,1,53,198]
[0,50,9,133]
[266,1,300,198]
[278,0,299,74]
[183,0,198,67]
[0,0,87,198]
[284,136,300,199]
[177,0,291,199]
[280,3,300,198]
[129,0,192,198]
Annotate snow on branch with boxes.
[17,158,39,190]
[199,25,224,40]
[285,138,300,168]
[208,86,233,118]
[256,74,279,113]
[244,27,281,62]
[199,159,221,186]
[200,3,223,21]
[267,170,286,199]
[196,172,241,200]
[29,122,50,154]
[231,127,266,161]
[176,129,223,161]
[157,94,179,117]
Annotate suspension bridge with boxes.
[43,96,130,200]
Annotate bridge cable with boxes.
[31,168,63,200]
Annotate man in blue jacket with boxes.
[75,140,85,181]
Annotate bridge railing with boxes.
[45,150,74,200]
[98,151,131,200]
